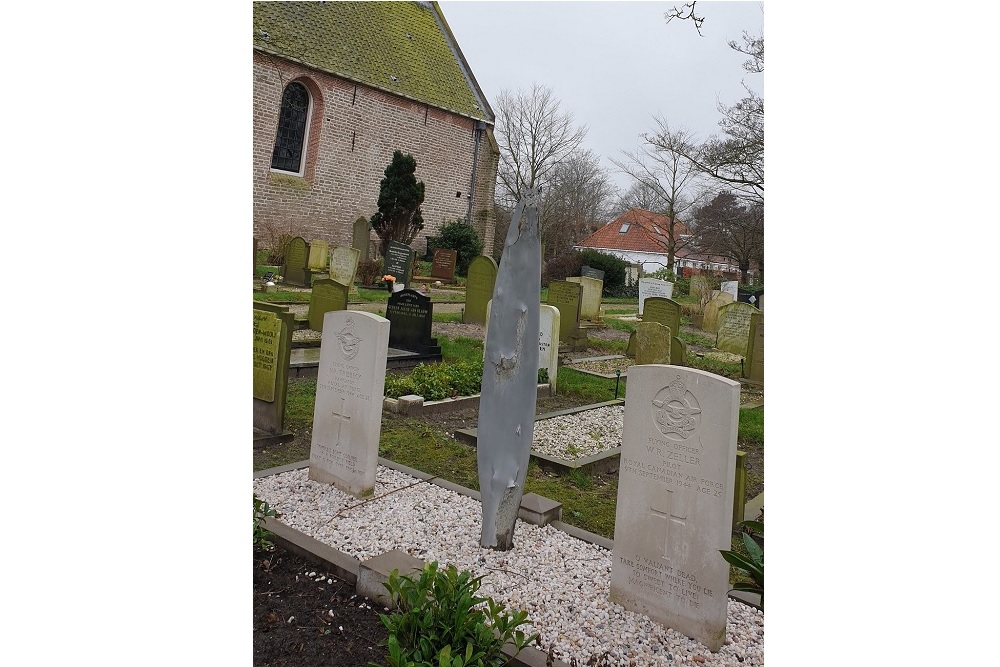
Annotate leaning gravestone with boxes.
[485,301,560,396]
[253,302,295,441]
[282,236,310,287]
[431,248,458,283]
[701,293,735,334]
[546,280,582,343]
[716,301,760,357]
[329,246,361,293]
[478,187,541,550]
[638,278,674,315]
[567,276,603,322]
[352,217,371,260]
[308,239,329,272]
[643,297,686,366]
[385,289,441,356]
[384,240,415,288]
[307,278,349,332]
[745,313,764,383]
[463,255,498,325]
[635,321,672,365]
[581,265,605,282]
[308,310,390,497]
[610,366,740,652]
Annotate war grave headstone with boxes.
[638,278,675,315]
[430,248,458,283]
[253,302,295,446]
[307,278,349,332]
[567,275,603,322]
[643,297,686,366]
[610,366,740,652]
[385,288,441,356]
[720,280,739,300]
[744,312,764,383]
[546,280,583,344]
[384,240,415,288]
[701,292,735,334]
[308,239,329,272]
[308,310,390,497]
[716,302,760,357]
[485,301,560,395]
[352,217,372,260]
[635,322,672,365]
[580,265,605,281]
[329,246,361,296]
[282,236,310,287]
[463,255,498,325]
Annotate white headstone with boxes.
[720,281,738,299]
[610,365,740,652]
[309,310,390,497]
[638,278,675,315]
[485,301,560,394]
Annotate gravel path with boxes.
[254,466,763,667]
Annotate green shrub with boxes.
[378,561,538,667]
[721,520,763,609]
[253,494,278,551]
[579,249,627,294]
[384,361,484,401]
[438,219,484,276]
[358,257,385,286]
[645,268,690,296]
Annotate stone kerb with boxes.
[308,310,390,497]
[610,365,740,651]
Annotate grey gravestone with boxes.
[384,240,415,288]
[716,302,760,357]
[610,366,740,652]
[307,279,349,332]
[385,289,441,356]
[431,248,458,282]
[352,218,371,260]
[635,321,671,365]
[546,280,582,343]
[308,310,390,497]
[581,265,605,281]
[463,255,498,325]
[282,237,309,287]
[329,246,361,292]
[643,297,686,366]
[308,239,329,271]
[253,302,295,437]
[745,313,763,383]
[478,187,541,550]
[568,276,603,322]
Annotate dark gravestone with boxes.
[282,237,310,287]
[253,302,295,444]
[642,297,687,366]
[385,289,441,356]
[581,265,605,282]
[307,279,349,332]
[384,240,415,287]
[546,280,583,343]
[431,248,458,282]
[463,255,498,325]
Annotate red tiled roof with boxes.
[575,209,690,253]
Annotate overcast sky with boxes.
[437,0,764,193]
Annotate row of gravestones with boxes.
[266,304,744,651]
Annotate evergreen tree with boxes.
[370,150,425,257]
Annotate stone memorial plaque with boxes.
[385,289,440,355]
[638,278,674,315]
[307,278,349,332]
[309,310,390,497]
[308,239,329,271]
[635,321,671,365]
[745,313,763,383]
[282,237,309,287]
[384,240,415,287]
[581,265,605,281]
[253,302,294,435]
[546,280,582,343]
[329,246,361,288]
[716,302,760,357]
[610,366,740,651]
[463,255,498,325]
[431,248,458,282]
[567,276,603,321]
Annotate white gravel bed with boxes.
[531,405,624,461]
[254,466,763,667]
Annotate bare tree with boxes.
[691,191,763,283]
[612,180,662,217]
[539,150,616,259]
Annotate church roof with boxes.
[253,1,493,123]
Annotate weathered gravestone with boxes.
[384,240,415,288]
[638,278,675,315]
[308,239,329,272]
[352,217,372,260]
[716,301,760,357]
[581,265,605,282]
[307,278,349,332]
[567,276,603,322]
[546,280,583,344]
[701,293,735,334]
[635,322,672,365]
[486,301,560,396]
[478,188,541,550]
[744,312,763,383]
[253,302,295,444]
[308,310,390,497]
[610,366,740,651]
[720,280,739,300]
[643,297,686,366]
[329,246,361,294]
[282,236,310,287]
[463,255,498,325]
[431,248,458,283]
[755,293,764,313]
[385,288,441,356]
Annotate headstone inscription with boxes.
[384,240,415,288]
[431,248,458,282]
[546,280,582,343]
[253,302,295,436]
[308,310,390,497]
[352,218,371,260]
[610,365,740,652]
[385,289,441,356]
[745,313,763,383]
[308,239,329,271]
[716,302,760,357]
[580,265,605,281]
[485,301,560,396]
[635,322,671,365]
[638,278,675,315]
[282,237,309,287]
[307,278,349,332]
[463,255,498,325]
[642,297,686,366]
[329,246,361,293]
[478,187,541,550]
[567,276,603,322]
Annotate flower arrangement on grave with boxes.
[382,274,397,293]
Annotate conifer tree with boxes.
[370,150,425,257]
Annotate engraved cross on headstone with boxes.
[649,488,687,565]
[330,397,351,448]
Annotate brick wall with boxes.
[253,51,499,259]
